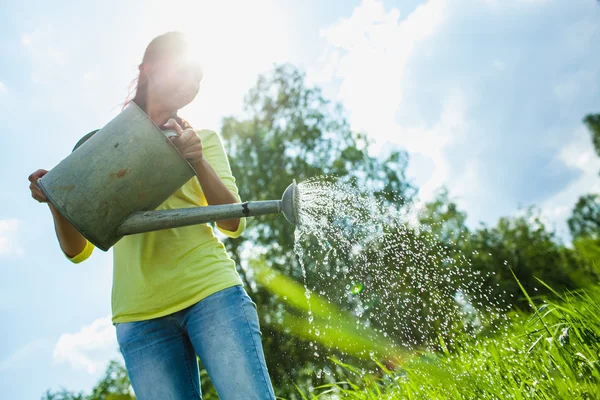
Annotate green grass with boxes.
[296,277,600,399]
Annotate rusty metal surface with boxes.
[38,102,196,251]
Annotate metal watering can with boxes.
[38,101,299,251]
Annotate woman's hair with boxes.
[123,31,193,130]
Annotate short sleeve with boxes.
[65,239,95,264]
[216,215,246,239]
[196,129,246,239]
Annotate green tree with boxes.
[86,360,133,400]
[568,193,600,239]
[567,113,600,240]
[219,63,415,397]
[42,361,133,400]
[568,113,600,240]
[42,389,85,400]
[466,207,578,308]
[583,114,600,159]
[419,187,469,246]
[418,191,588,310]
[220,64,414,273]
[566,113,600,282]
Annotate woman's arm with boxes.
[162,118,244,235]
[29,168,92,262]
[48,203,88,258]
[191,157,241,232]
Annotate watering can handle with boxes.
[162,129,179,139]
[115,180,298,236]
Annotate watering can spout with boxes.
[281,179,299,225]
[115,179,299,236]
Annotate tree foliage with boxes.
[568,193,600,239]
[219,64,415,395]
[583,113,600,159]
[42,361,133,400]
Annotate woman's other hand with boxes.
[28,169,49,203]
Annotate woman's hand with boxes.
[162,118,204,165]
[29,169,49,203]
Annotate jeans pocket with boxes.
[238,286,257,309]
[114,321,140,352]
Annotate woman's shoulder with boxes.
[195,129,226,146]
[195,129,219,139]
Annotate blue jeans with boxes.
[115,284,276,399]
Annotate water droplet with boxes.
[291,176,507,355]
[350,282,364,294]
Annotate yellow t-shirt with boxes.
[65,129,246,324]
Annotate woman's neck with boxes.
[144,98,175,128]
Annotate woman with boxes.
[28,31,277,400]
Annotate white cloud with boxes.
[541,126,600,238]
[46,46,67,65]
[53,316,120,374]
[311,0,452,199]
[0,81,7,94]
[83,71,96,81]
[482,0,552,7]
[451,158,481,204]
[491,60,506,72]
[313,0,447,148]
[0,219,24,258]
[0,339,49,371]
[401,90,468,199]
[21,34,32,47]
[553,70,597,106]
[21,24,69,84]
[559,128,599,171]
[311,0,600,233]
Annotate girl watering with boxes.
[28,31,277,400]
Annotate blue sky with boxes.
[1,0,599,398]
